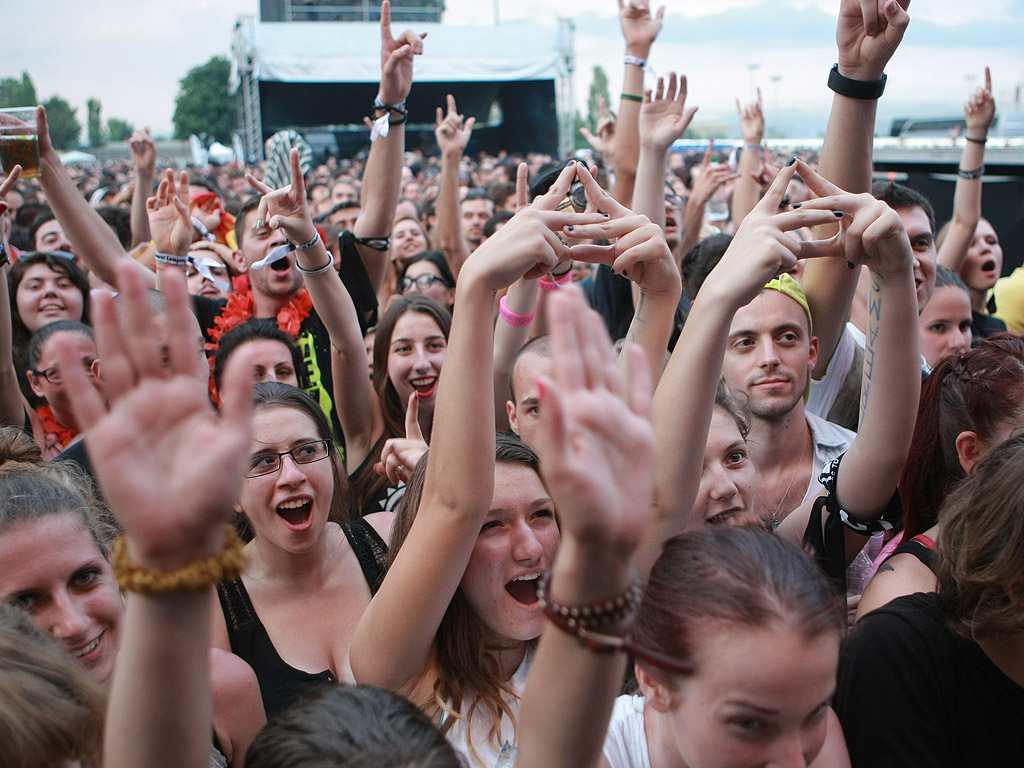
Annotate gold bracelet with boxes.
[113,527,246,595]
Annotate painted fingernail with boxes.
[254,219,262,229]
[565,225,575,231]
[786,156,797,167]
[602,212,610,217]
[847,261,855,270]
[791,202,802,209]
[833,210,844,218]
[271,220,280,229]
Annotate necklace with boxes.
[759,432,810,531]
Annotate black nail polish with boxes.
[847,261,855,270]
[791,202,802,209]
[786,156,797,167]
[833,210,844,218]
[565,225,575,231]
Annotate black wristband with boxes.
[827,64,886,100]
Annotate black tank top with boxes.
[216,518,388,718]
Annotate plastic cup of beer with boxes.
[0,107,40,179]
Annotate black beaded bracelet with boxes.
[827,64,886,100]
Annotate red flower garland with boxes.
[36,404,77,458]
[204,274,314,402]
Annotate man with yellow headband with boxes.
[720,274,854,528]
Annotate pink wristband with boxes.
[539,269,573,290]
[499,295,535,327]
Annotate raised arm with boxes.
[57,265,254,768]
[247,148,383,470]
[357,0,426,291]
[350,165,604,694]
[677,142,738,258]
[731,88,766,227]
[129,128,157,248]
[802,0,911,377]
[517,288,655,768]
[35,106,155,289]
[779,160,920,560]
[567,162,681,388]
[640,161,842,574]
[434,94,474,278]
[0,168,26,428]
[936,67,995,272]
[612,0,665,207]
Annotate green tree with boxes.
[87,98,105,148]
[107,118,135,142]
[0,72,38,108]
[173,56,236,143]
[587,65,610,132]
[43,96,80,150]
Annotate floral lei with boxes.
[36,404,77,454]
[204,274,314,401]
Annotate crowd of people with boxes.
[1,0,1022,766]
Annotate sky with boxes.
[6,0,1024,141]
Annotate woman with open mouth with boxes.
[350,161,643,765]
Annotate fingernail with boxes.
[847,261,855,270]
[271,220,280,229]
[791,202,802,209]
[565,225,575,231]
[833,210,844,218]
[786,156,797,167]
[254,219,262,229]
[602,212,610,217]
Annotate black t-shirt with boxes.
[836,592,1024,767]
[194,295,344,451]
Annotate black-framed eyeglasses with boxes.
[246,440,331,478]
[30,359,97,384]
[400,274,449,294]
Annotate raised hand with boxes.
[532,286,654,556]
[378,0,426,106]
[580,97,616,158]
[791,158,912,278]
[247,147,316,246]
[147,169,192,256]
[0,165,20,242]
[688,141,740,206]
[737,87,765,145]
[56,265,254,572]
[375,392,428,485]
[463,163,606,292]
[434,94,474,157]
[561,163,679,299]
[964,66,995,138]
[640,72,698,152]
[619,0,665,55]
[836,0,911,81]
[129,128,157,175]
[704,160,851,309]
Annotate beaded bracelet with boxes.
[154,251,189,267]
[499,295,535,327]
[537,573,695,674]
[958,165,984,180]
[113,527,246,595]
[539,269,573,290]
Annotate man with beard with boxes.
[721,275,854,529]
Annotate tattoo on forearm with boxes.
[861,274,883,420]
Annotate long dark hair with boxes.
[900,334,1024,540]
[387,433,545,761]
[351,296,452,513]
